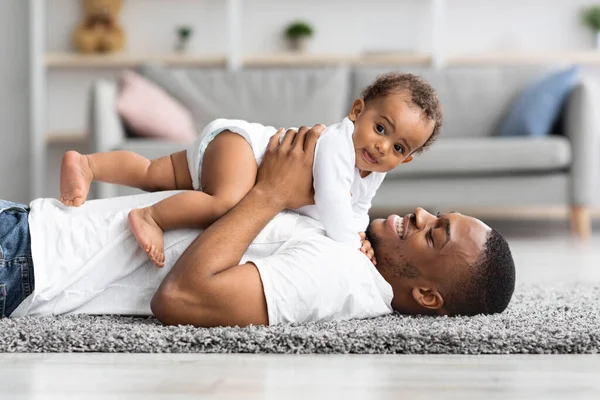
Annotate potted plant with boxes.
[284,21,314,52]
[175,26,193,53]
[582,5,600,49]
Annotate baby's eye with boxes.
[375,124,385,134]
[394,144,404,153]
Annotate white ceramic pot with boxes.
[288,36,309,52]
[176,39,190,53]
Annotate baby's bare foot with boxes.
[129,208,165,267]
[147,244,165,268]
[60,151,93,207]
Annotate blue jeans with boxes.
[0,200,34,317]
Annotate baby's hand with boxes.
[358,232,377,265]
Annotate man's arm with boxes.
[151,125,324,327]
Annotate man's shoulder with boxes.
[254,218,394,325]
[257,217,382,285]
[287,221,369,263]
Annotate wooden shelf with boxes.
[45,52,433,68]
[446,51,600,66]
[242,53,433,67]
[45,53,228,68]
[46,131,87,144]
[45,51,600,69]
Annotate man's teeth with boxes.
[395,217,403,238]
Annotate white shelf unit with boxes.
[29,0,46,200]
[28,0,447,198]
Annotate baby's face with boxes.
[350,92,434,175]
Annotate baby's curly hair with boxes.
[361,72,443,154]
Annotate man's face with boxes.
[366,208,491,313]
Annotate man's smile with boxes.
[386,214,408,239]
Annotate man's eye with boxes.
[436,212,441,218]
[375,124,385,134]
[394,144,404,153]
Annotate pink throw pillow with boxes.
[116,70,196,143]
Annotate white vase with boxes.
[288,37,309,52]
[176,39,190,53]
[596,31,600,50]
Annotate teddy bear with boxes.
[73,0,126,53]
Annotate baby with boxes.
[60,72,442,267]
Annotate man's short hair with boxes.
[444,229,516,316]
[361,72,443,154]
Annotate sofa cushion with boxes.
[497,66,580,137]
[351,66,561,139]
[385,136,571,179]
[116,71,197,143]
[138,63,350,129]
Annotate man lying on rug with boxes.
[2,126,515,327]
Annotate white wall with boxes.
[445,0,600,53]
[46,0,430,55]
[0,0,30,203]
[44,0,600,55]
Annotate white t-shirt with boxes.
[187,118,386,249]
[11,192,394,325]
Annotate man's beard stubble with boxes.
[366,222,420,280]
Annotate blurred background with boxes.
[3,0,600,237]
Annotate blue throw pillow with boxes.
[497,66,580,137]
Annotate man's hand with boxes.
[359,232,377,265]
[255,125,325,210]
[152,123,326,328]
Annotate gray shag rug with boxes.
[1,284,598,354]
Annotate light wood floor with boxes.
[1,353,599,400]
[1,228,600,399]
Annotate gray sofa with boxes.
[90,65,599,237]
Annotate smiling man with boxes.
[2,125,515,326]
[367,211,515,316]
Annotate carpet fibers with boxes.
[1,284,598,354]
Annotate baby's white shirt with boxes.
[187,117,386,249]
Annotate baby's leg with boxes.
[128,131,257,267]
[60,150,192,206]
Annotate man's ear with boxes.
[401,155,414,164]
[348,98,365,122]
[411,287,444,311]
